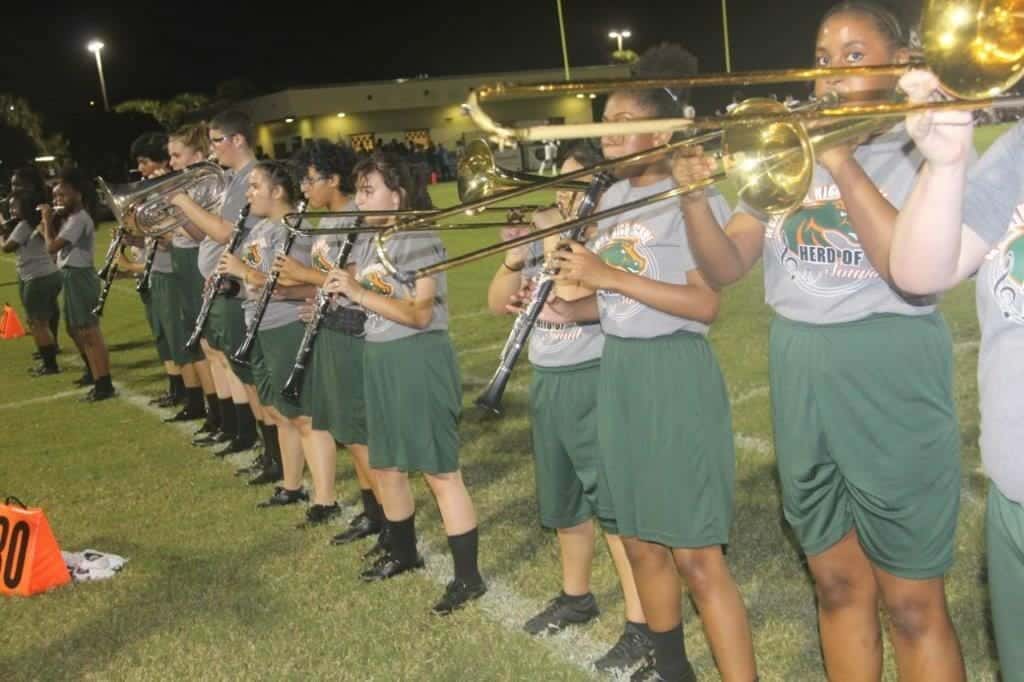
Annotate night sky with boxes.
[3,0,918,128]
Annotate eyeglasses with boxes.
[300,175,326,187]
[209,135,227,145]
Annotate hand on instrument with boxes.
[272,252,302,280]
[323,268,361,300]
[499,224,533,269]
[36,203,52,222]
[168,192,191,209]
[899,69,974,167]
[215,252,245,279]
[550,241,615,291]
[670,146,716,204]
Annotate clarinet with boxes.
[475,172,614,415]
[93,227,126,317]
[135,239,158,294]
[281,221,361,403]
[185,204,251,351]
[231,201,308,365]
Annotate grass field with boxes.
[1,126,1013,681]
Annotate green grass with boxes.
[0,128,1008,680]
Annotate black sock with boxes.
[260,423,281,471]
[40,345,59,370]
[205,394,221,428]
[388,513,418,565]
[186,387,205,414]
[361,489,383,523]
[95,375,114,393]
[447,527,481,583]
[218,398,237,438]
[650,623,689,680]
[170,375,186,400]
[235,403,257,444]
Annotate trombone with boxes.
[464,0,1024,142]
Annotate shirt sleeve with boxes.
[57,214,86,245]
[963,122,1024,247]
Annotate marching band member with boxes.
[39,167,115,401]
[671,3,965,679]
[323,152,487,615]
[486,141,653,673]
[271,140,386,535]
[550,44,755,682]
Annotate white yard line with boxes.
[0,389,85,410]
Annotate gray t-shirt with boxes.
[171,224,202,250]
[750,125,935,323]
[961,121,1024,503]
[522,239,604,367]
[198,161,258,280]
[592,177,730,338]
[352,231,449,343]
[7,220,57,279]
[239,218,312,331]
[151,241,174,274]
[56,210,95,269]
[310,216,367,316]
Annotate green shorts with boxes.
[19,272,62,322]
[986,483,1024,682]
[597,333,735,548]
[171,247,205,363]
[311,327,368,446]
[60,266,100,330]
[769,312,961,579]
[253,322,310,420]
[365,331,461,474]
[143,294,172,363]
[208,296,252,383]
[530,359,601,529]
[149,272,189,366]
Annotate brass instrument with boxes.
[463,0,1024,142]
[98,161,226,238]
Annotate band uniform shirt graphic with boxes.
[751,125,936,324]
[522,239,604,367]
[239,218,312,331]
[592,177,731,339]
[55,210,95,269]
[352,231,449,342]
[312,216,368,318]
[961,121,1024,503]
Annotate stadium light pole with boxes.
[721,0,733,72]
[608,29,632,53]
[556,0,571,81]
[87,40,110,112]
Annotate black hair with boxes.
[626,43,699,118]
[57,166,98,217]
[820,1,909,50]
[556,139,604,169]
[130,132,170,163]
[10,189,41,228]
[254,160,303,206]
[293,140,358,194]
[353,152,434,211]
[210,110,255,147]
[11,165,46,196]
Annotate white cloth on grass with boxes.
[62,549,128,582]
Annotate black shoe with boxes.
[362,527,391,560]
[234,454,263,477]
[247,466,282,486]
[148,392,172,406]
[257,486,309,508]
[297,503,342,529]
[594,622,655,673]
[29,365,61,377]
[629,656,697,682]
[331,513,382,545]
[73,374,95,387]
[156,393,180,408]
[359,552,424,582]
[431,577,487,616]
[193,420,219,436]
[164,407,205,423]
[523,592,600,635]
[213,438,256,458]
[81,386,116,402]
[193,430,231,447]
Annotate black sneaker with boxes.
[331,513,382,545]
[595,622,655,673]
[297,503,342,529]
[257,486,308,508]
[629,656,697,682]
[523,592,600,635]
[193,420,219,436]
[359,551,424,582]
[362,526,391,561]
[148,392,173,406]
[81,386,116,402]
[29,365,61,377]
[163,407,205,423]
[213,438,256,458]
[431,577,487,616]
[73,374,95,387]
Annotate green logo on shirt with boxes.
[360,271,393,297]
[243,241,264,268]
[780,200,865,267]
[597,239,647,275]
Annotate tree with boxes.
[611,49,639,64]
[0,122,38,171]
[0,95,67,159]
[114,92,211,131]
